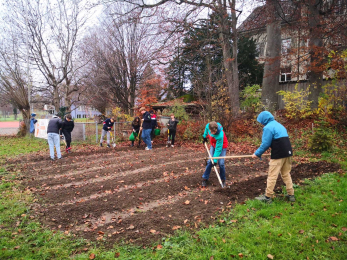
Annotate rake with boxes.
[109,131,116,148]
[206,154,270,160]
[204,142,223,188]
[166,129,171,147]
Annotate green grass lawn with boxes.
[0,135,346,259]
[0,136,48,162]
[0,115,22,122]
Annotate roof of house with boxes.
[238,2,301,34]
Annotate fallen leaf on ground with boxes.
[299,230,304,234]
[342,227,347,231]
[238,253,243,258]
[230,220,237,223]
[329,237,339,241]
[184,200,190,205]
[89,253,95,259]
[184,219,188,224]
[157,244,163,250]
[127,225,135,230]
[267,254,274,259]
[14,246,20,250]
[115,252,120,258]
[150,229,156,234]
[172,226,181,230]
[222,238,226,243]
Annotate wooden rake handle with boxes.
[206,154,271,160]
[204,142,223,187]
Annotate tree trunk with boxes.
[230,0,240,117]
[20,107,30,136]
[206,54,213,120]
[53,85,60,114]
[218,13,239,116]
[130,91,135,116]
[262,19,281,111]
[308,0,323,109]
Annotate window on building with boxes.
[256,42,266,57]
[281,38,291,54]
[83,114,86,118]
[77,114,81,118]
[280,67,292,82]
[335,0,347,14]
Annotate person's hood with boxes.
[257,111,274,126]
[212,123,222,136]
[52,115,59,118]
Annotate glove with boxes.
[202,137,208,144]
[211,161,217,167]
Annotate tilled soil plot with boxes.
[10,145,340,246]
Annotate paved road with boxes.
[0,121,19,135]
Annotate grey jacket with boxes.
[47,116,62,134]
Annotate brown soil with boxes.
[10,144,340,247]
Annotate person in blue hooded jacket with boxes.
[202,121,228,188]
[30,113,37,135]
[252,111,295,203]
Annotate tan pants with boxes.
[266,157,294,198]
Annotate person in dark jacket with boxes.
[47,115,63,160]
[131,116,141,147]
[150,110,158,142]
[252,111,295,203]
[100,117,115,148]
[60,114,74,153]
[30,113,37,135]
[167,114,179,147]
[139,107,152,150]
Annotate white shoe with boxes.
[145,147,150,150]
[171,145,174,147]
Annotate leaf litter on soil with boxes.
[11,145,340,246]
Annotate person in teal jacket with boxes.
[202,121,228,187]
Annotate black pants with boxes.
[169,130,176,145]
[151,127,156,140]
[63,131,72,148]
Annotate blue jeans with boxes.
[202,146,227,181]
[141,128,152,149]
[48,133,61,159]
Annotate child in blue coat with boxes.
[252,111,295,203]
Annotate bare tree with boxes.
[0,47,31,133]
[104,0,245,117]
[5,0,89,113]
[81,3,164,114]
